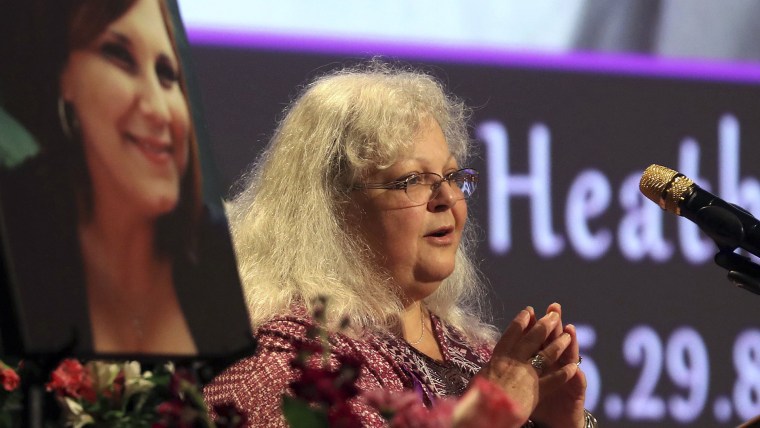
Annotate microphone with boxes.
[639,164,760,257]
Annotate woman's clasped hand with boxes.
[479,303,587,427]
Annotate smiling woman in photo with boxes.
[0,0,251,357]
[59,0,200,355]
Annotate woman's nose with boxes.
[137,77,170,126]
[428,181,458,212]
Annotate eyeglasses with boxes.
[353,168,479,205]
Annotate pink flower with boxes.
[363,388,450,428]
[1,367,20,392]
[392,402,448,428]
[362,388,421,420]
[46,359,96,402]
[363,377,523,428]
[451,377,523,428]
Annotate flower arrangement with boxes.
[2,298,522,428]
[281,297,362,428]
[0,358,245,428]
[282,297,523,428]
[362,377,522,428]
[0,362,20,394]
[0,360,21,428]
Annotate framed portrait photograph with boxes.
[0,0,254,359]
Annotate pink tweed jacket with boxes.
[203,307,492,427]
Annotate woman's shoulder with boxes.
[253,309,319,350]
[255,308,390,362]
[203,310,315,424]
[205,308,406,427]
[211,307,354,375]
[203,308,398,409]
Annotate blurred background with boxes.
[176,1,760,426]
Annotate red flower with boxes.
[157,399,185,418]
[112,370,125,399]
[290,366,342,406]
[212,403,248,428]
[283,301,365,425]
[101,370,125,401]
[1,367,20,392]
[289,349,362,408]
[169,368,197,396]
[328,402,362,428]
[46,359,96,402]
[154,399,195,428]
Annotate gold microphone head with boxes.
[639,164,695,215]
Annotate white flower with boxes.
[86,361,120,393]
[123,361,154,399]
[61,396,94,428]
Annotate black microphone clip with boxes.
[690,196,750,253]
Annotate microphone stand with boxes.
[687,201,760,295]
[714,250,760,296]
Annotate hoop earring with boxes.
[57,96,79,140]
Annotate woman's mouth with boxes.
[424,226,455,244]
[126,133,173,163]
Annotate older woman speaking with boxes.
[204,62,596,427]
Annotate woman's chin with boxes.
[416,261,456,282]
[142,192,180,217]
[408,265,455,294]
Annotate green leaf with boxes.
[0,411,13,428]
[0,106,40,168]
[281,396,329,428]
